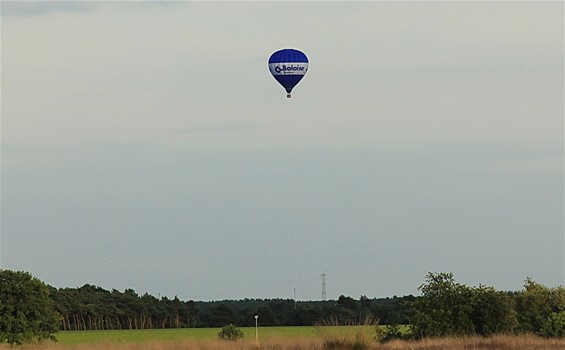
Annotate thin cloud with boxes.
[179,124,265,134]
[0,1,183,17]
[0,1,97,17]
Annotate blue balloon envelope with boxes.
[268,48,309,98]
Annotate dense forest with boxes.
[47,284,414,330]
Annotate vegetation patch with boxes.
[218,324,244,341]
[3,269,565,348]
[0,270,59,345]
[315,316,383,350]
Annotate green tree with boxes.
[359,295,371,311]
[539,312,565,338]
[515,279,565,337]
[337,295,358,311]
[185,300,199,328]
[256,305,279,326]
[265,299,294,326]
[411,272,474,338]
[469,285,517,335]
[0,270,59,345]
[209,304,237,327]
[412,272,522,338]
[293,304,322,326]
[359,295,372,321]
[515,278,553,333]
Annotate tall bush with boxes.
[411,272,474,338]
[469,285,517,335]
[0,270,59,345]
[540,312,565,338]
[515,278,565,336]
[411,272,518,338]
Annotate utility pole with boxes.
[321,273,327,301]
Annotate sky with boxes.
[1,1,563,301]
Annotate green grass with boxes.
[54,325,409,346]
[55,326,320,345]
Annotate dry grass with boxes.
[5,337,320,350]
[4,334,565,350]
[379,334,565,350]
[314,315,382,350]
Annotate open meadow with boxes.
[55,327,319,345]
[3,327,565,350]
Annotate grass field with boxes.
[4,328,565,350]
[55,326,319,345]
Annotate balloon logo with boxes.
[268,48,309,98]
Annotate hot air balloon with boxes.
[268,48,309,98]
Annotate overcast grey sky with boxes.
[1,1,563,301]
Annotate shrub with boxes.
[412,272,517,338]
[516,279,565,336]
[539,312,565,338]
[315,315,381,350]
[217,323,244,341]
[382,324,412,342]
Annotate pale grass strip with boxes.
[379,334,565,350]
[5,334,565,350]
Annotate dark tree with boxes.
[209,304,237,327]
[0,270,59,345]
[293,304,322,326]
[359,295,371,311]
[256,305,279,326]
[337,295,358,311]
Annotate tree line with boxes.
[2,269,564,345]
[47,284,413,330]
[46,272,565,338]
